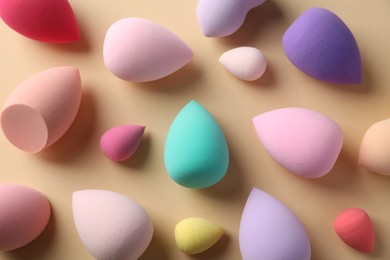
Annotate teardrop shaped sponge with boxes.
[0,0,80,43]
[334,208,375,253]
[103,18,193,82]
[283,7,361,84]
[252,107,343,178]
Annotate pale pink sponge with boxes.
[72,190,153,260]
[359,119,390,175]
[0,0,79,43]
[239,187,311,260]
[0,184,51,251]
[219,47,267,81]
[197,0,266,37]
[103,18,193,82]
[1,67,82,153]
[100,125,145,161]
[252,107,343,178]
[334,208,375,253]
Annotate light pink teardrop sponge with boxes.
[253,107,343,178]
[0,184,51,251]
[1,66,82,153]
[100,125,145,161]
[103,17,193,82]
[72,190,154,260]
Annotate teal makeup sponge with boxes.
[164,100,229,188]
[282,7,361,84]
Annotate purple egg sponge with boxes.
[282,7,361,85]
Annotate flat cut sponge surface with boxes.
[0,0,80,42]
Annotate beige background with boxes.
[1,0,390,259]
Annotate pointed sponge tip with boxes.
[175,217,224,254]
[334,208,375,253]
[0,0,80,43]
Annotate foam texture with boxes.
[283,7,361,84]
[359,119,390,175]
[197,0,266,37]
[239,188,311,260]
[334,208,375,253]
[100,125,145,161]
[0,0,79,43]
[252,107,343,178]
[175,218,224,254]
[219,46,267,81]
[1,67,82,153]
[104,18,193,82]
[0,184,51,251]
[164,100,229,188]
[72,190,153,260]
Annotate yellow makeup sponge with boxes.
[174,217,224,254]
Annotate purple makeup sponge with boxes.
[282,7,361,85]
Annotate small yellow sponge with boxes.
[174,217,224,254]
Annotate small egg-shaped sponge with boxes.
[219,46,267,81]
[0,0,79,42]
[283,7,361,84]
[104,18,193,82]
[72,190,153,260]
[175,218,224,254]
[0,184,51,251]
[239,188,311,259]
[359,119,390,175]
[252,107,343,178]
[334,208,375,253]
[1,67,82,153]
[164,100,229,188]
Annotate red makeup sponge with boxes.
[0,0,80,43]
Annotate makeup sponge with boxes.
[239,188,311,260]
[252,107,343,178]
[175,218,224,254]
[103,18,193,82]
[164,100,229,188]
[197,0,266,37]
[1,67,82,153]
[359,119,390,175]
[100,125,145,161]
[283,7,361,84]
[0,184,51,251]
[72,190,153,260]
[0,0,79,43]
[219,47,267,81]
[334,208,375,253]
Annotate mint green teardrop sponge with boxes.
[164,100,229,188]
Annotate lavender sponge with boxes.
[282,7,361,85]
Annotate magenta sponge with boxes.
[0,0,80,43]
[283,7,361,84]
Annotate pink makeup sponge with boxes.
[197,0,266,37]
[103,18,193,82]
[0,184,51,251]
[283,7,361,84]
[100,125,145,161]
[359,119,390,175]
[252,107,343,178]
[72,190,153,260]
[0,0,79,43]
[334,208,375,253]
[219,46,267,81]
[239,188,311,260]
[1,67,82,153]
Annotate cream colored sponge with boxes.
[1,67,82,153]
